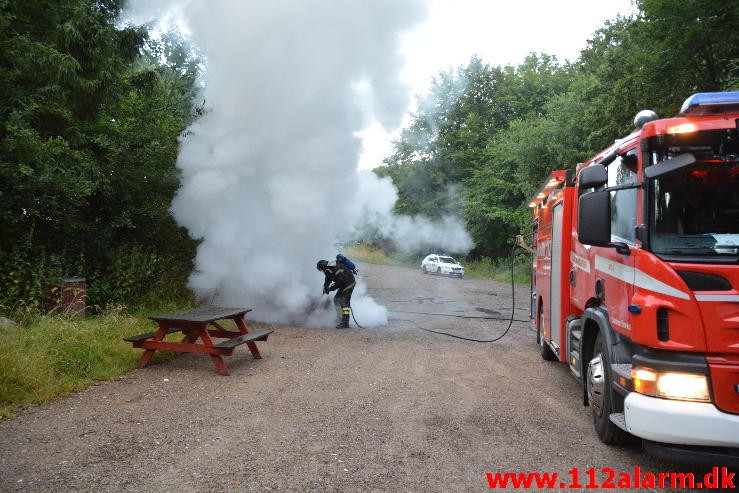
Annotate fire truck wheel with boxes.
[538,310,557,361]
[587,332,631,444]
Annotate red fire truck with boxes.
[528,91,739,467]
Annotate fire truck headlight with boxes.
[632,367,710,402]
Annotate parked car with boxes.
[421,254,465,277]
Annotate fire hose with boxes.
[389,233,534,343]
[317,234,531,339]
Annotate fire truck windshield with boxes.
[649,160,739,258]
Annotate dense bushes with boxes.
[0,1,199,310]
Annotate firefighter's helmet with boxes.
[316,260,328,271]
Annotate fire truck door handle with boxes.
[569,269,576,286]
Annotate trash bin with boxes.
[61,277,86,318]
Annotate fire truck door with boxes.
[550,202,564,351]
[596,155,638,335]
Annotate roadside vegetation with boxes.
[342,243,412,266]
[343,243,531,284]
[0,303,190,418]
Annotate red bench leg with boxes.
[246,341,262,359]
[199,328,230,375]
[210,355,230,375]
[138,325,170,367]
[234,317,262,359]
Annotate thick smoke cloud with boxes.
[124,0,473,324]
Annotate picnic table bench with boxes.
[124,306,272,375]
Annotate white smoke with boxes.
[124,0,473,325]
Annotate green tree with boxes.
[382,1,738,262]
[578,0,738,148]
[377,66,468,220]
[0,1,200,308]
[0,0,143,250]
[464,76,599,257]
[379,54,574,258]
[80,29,202,303]
[635,0,739,94]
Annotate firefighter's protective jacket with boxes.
[322,261,356,294]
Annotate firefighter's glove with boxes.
[328,283,337,292]
[323,286,330,295]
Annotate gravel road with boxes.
[0,262,705,492]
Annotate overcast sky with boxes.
[356,0,636,169]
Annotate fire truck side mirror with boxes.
[578,164,608,189]
[578,190,611,246]
[578,190,631,255]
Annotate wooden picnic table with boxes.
[124,306,272,375]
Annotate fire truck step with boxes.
[609,412,627,431]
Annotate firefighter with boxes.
[316,258,356,329]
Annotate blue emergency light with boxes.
[679,91,739,116]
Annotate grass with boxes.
[0,302,188,418]
[463,255,532,284]
[342,243,531,284]
[341,243,414,266]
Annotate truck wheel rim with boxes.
[587,354,605,417]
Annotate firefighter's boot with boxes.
[336,307,350,329]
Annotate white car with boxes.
[421,254,465,277]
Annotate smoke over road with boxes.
[124,0,473,324]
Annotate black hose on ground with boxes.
[351,310,365,329]
[347,236,533,340]
[390,234,534,342]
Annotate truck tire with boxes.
[587,332,631,444]
[538,309,557,361]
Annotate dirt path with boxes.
[0,263,690,492]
